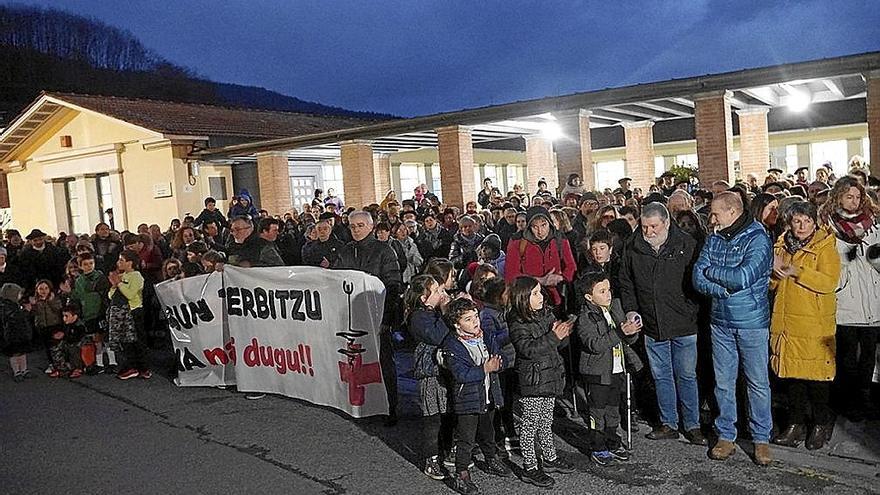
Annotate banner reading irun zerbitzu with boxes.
[155,266,389,418]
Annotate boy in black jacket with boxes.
[575,271,642,466]
[49,304,87,378]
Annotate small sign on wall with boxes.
[153,183,173,198]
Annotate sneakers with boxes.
[105,364,118,375]
[139,370,153,380]
[646,425,679,440]
[609,445,631,461]
[753,443,772,466]
[591,450,615,466]
[423,456,446,480]
[709,439,736,461]
[13,372,25,383]
[452,470,479,495]
[117,368,140,380]
[504,436,520,452]
[442,447,475,469]
[48,369,65,378]
[85,366,100,376]
[541,456,575,474]
[245,393,266,400]
[683,428,708,446]
[44,365,54,375]
[482,457,512,477]
[68,369,83,379]
[520,466,554,488]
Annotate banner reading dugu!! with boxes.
[155,266,389,418]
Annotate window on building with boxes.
[810,140,848,177]
[506,165,523,194]
[431,164,443,202]
[64,179,88,234]
[208,176,228,200]
[595,160,625,191]
[96,174,113,225]
[784,144,799,171]
[400,163,426,201]
[322,163,344,201]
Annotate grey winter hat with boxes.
[0,283,23,302]
[0,247,6,257]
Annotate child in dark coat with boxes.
[441,298,512,494]
[575,270,643,466]
[49,305,87,378]
[405,274,453,481]
[1,283,32,381]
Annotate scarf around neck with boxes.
[831,209,874,244]
[783,229,815,254]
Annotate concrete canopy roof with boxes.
[194,51,880,162]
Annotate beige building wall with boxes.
[3,107,232,233]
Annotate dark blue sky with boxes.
[11,0,880,116]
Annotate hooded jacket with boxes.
[503,227,576,307]
[693,214,773,329]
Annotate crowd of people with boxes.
[2,161,879,494]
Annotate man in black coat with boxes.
[618,202,706,446]
[18,229,66,291]
[334,210,403,425]
[302,219,344,267]
[193,197,229,229]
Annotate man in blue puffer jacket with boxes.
[693,191,773,466]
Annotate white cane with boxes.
[626,371,632,450]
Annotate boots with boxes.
[753,443,772,466]
[709,439,736,460]
[771,424,806,447]
[805,424,833,451]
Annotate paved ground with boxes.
[2,351,878,495]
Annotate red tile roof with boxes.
[47,92,377,139]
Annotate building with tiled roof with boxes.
[0,92,377,232]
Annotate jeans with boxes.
[645,334,700,431]
[711,324,772,443]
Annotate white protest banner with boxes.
[220,265,389,418]
[154,271,234,387]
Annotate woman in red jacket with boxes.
[504,206,577,312]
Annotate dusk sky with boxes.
[11,0,880,116]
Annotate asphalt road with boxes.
[2,353,878,495]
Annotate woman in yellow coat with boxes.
[769,201,840,451]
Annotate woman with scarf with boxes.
[819,176,880,421]
[770,201,840,450]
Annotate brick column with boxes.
[555,109,595,191]
[525,135,558,195]
[255,151,292,215]
[340,140,375,209]
[867,71,880,178]
[623,121,655,190]
[694,90,734,186]
[736,107,770,181]
[372,153,392,203]
[436,126,475,208]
